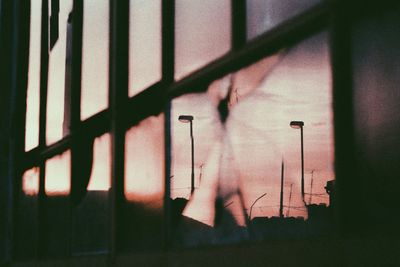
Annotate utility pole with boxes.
[289,121,305,201]
[309,170,314,204]
[279,160,284,218]
[300,126,304,200]
[178,115,195,195]
[286,183,293,217]
[249,193,267,221]
[190,120,194,194]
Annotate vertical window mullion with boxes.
[109,0,128,258]
[38,0,49,150]
[330,2,357,235]
[37,161,46,259]
[70,6,82,131]
[162,0,174,248]
[11,0,31,260]
[37,0,49,259]
[0,0,15,262]
[64,0,82,135]
[68,0,82,258]
[68,0,83,205]
[162,0,175,84]
[231,0,246,50]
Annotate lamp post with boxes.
[249,193,267,221]
[178,115,195,195]
[290,120,305,200]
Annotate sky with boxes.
[23,1,334,227]
[175,0,231,80]
[25,0,110,148]
[246,0,322,40]
[171,32,333,225]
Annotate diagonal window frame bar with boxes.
[15,0,373,258]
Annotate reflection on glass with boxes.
[87,133,111,191]
[171,94,221,226]
[72,133,110,254]
[122,114,164,250]
[46,0,73,144]
[129,0,162,97]
[125,114,164,202]
[171,32,334,246]
[171,93,249,245]
[25,0,42,151]
[15,168,39,259]
[22,167,39,196]
[246,0,322,40]
[81,0,109,120]
[44,150,71,256]
[45,150,71,196]
[175,0,231,80]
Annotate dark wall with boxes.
[351,4,400,231]
[0,0,15,264]
[0,0,30,264]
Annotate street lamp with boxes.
[178,115,195,195]
[248,193,267,221]
[290,120,305,200]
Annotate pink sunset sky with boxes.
[23,1,334,227]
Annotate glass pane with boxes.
[129,0,162,97]
[25,0,42,151]
[175,0,231,80]
[45,150,71,196]
[46,0,73,144]
[171,32,334,246]
[72,133,111,254]
[171,93,248,246]
[22,167,40,196]
[44,150,71,257]
[352,9,400,222]
[246,0,322,40]
[14,168,39,259]
[122,114,164,250]
[81,0,109,120]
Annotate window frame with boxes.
[13,0,397,260]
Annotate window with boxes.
[246,0,322,40]
[122,114,165,250]
[171,32,334,246]
[175,0,231,79]
[16,0,344,261]
[14,168,39,259]
[3,0,400,265]
[25,0,42,151]
[351,6,400,224]
[80,0,109,120]
[129,0,162,97]
[72,133,111,254]
[18,0,113,259]
[46,0,73,144]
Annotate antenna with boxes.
[279,159,284,218]
[286,183,293,217]
[235,88,239,103]
[249,193,267,221]
[199,164,204,184]
[224,201,234,208]
[309,170,314,204]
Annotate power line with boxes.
[304,192,327,196]
[309,169,314,204]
